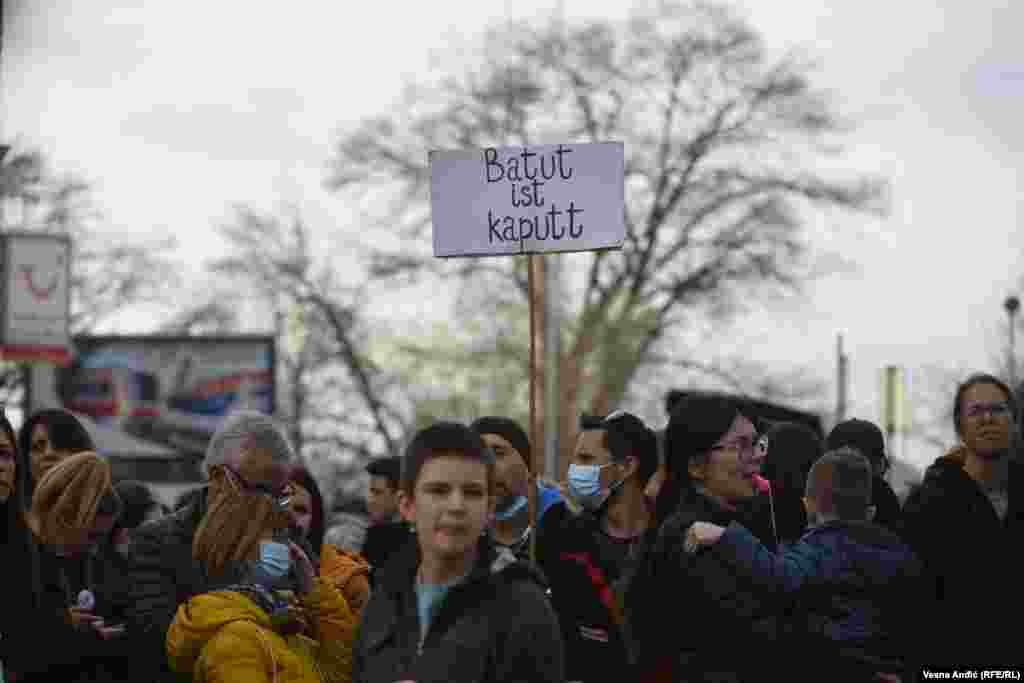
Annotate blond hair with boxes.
[192,466,291,577]
[31,451,119,547]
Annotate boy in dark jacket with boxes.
[353,421,564,683]
[686,448,922,681]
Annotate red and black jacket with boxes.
[535,501,636,683]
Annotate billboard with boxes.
[0,232,72,365]
[27,335,276,459]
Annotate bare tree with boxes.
[326,2,885,468]
[0,144,181,408]
[180,205,406,465]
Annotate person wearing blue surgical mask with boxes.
[166,466,358,682]
[535,412,658,683]
[471,416,563,561]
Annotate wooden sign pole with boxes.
[527,254,540,563]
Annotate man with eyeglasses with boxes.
[902,373,1024,667]
[535,411,658,683]
[113,411,302,683]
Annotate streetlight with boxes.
[1005,295,1020,391]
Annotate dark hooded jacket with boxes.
[0,428,35,679]
[362,519,415,582]
[870,475,902,533]
[626,491,783,683]
[115,486,318,682]
[900,453,1024,664]
[1,436,135,682]
[712,519,922,680]
[535,494,644,683]
[353,536,564,683]
[5,536,140,682]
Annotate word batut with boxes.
[488,203,585,243]
[484,146,574,184]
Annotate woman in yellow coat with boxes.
[166,465,357,683]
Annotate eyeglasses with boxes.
[221,465,293,509]
[963,402,1012,420]
[708,435,768,462]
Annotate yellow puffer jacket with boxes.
[166,578,356,683]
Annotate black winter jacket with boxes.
[353,536,565,683]
[4,533,137,682]
[535,498,641,683]
[900,455,1024,665]
[626,491,784,683]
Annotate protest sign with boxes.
[430,142,625,257]
[430,141,626,561]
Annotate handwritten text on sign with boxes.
[430,142,625,257]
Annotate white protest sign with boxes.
[430,142,625,257]
[0,232,72,365]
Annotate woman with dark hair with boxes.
[289,467,371,614]
[0,411,30,682]
[625,393,782,683]
[761,421,824,544]
[901,373,1023,665]
[17,408,95,504]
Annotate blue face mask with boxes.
[494,495,528,521]
[568,463,621,509]
[255,541,291,580]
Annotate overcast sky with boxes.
[2,0,1022,471]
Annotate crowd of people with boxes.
[0,370,1019,682]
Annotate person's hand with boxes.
[289,541,315,595]
[875,673,901,683]
[92,622,127,640]
[67,607,103,630]
[683,522,725,554]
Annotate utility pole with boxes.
[1005,296,1020,393]
[836,333,848,425]
[541,0,566,483]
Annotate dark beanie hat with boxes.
[113,479,159,530]
[470,416,533,472]
[826,419,885,465]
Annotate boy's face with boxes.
[367,475,399,524]
[399,454,492,562]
